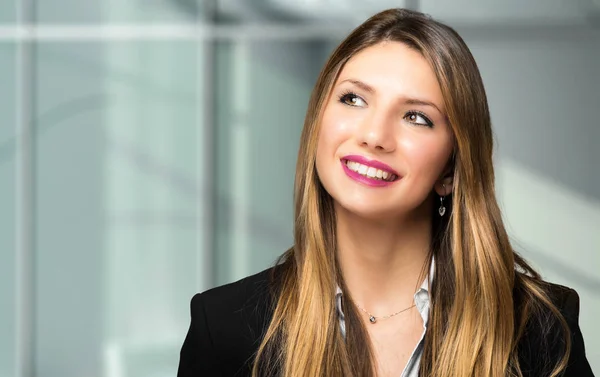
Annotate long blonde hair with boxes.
[252,8,571,377]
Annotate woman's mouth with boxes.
[343,159,398,181]
[340,158,400,187]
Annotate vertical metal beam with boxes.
[230,41,250,281]
[15,0,35,375]
[197,0,217,291]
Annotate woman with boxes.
[178,8,593,377]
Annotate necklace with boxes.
[356,302,416,324]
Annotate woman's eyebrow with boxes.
[404,98,444,115]
[339,78,375,94]
[340,78,444,115]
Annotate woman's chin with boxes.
[335,200,404,222]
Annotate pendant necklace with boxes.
[355,302,416,324]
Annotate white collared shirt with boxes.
[335,261,433,377]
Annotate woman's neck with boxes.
[335,203,432,314]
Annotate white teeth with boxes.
[345,160,396,181]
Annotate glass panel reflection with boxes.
[0,42,17,377]
[212,40,329,286]
[0,1,17,24]
[36,0,203,24]
[33,41,204,377]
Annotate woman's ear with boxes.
[435,151,455,197]
[434,177,453,196]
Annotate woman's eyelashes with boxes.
[404,110,434,128]
[339,91,366,107]
[337,91,435,128]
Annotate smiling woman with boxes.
[177,8,594,377]
[317,41,454,222]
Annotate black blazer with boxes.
[177,266,594,377]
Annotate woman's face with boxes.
[316,41,454,221]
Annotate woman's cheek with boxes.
[323,108,356,137]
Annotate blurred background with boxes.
[1,0,598,376]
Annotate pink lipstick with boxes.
[340,155,400,188]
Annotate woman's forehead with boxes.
[335,42,445,113]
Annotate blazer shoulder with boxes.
[544,282,593,376]
[184,266,279,377]
[197,265,276,312]
[544,282,578,310]
[517,280,594,377]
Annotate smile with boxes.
[343,160,397,181]
[340,156,401,187]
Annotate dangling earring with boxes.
[439,183,447,217]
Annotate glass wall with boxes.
[37,0,204,24]
[212,40,326,286]
[0,42,17,377]
[32,40,205,377]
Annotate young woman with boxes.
[178,8,593,377]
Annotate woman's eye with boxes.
[405,111,433,127]
[339,93,366,107]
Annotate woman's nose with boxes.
[357,113,396,152]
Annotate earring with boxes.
[439,183,447,217]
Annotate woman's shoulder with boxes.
[542,281,579,309]
[193,265,281,339]
[536,281,580,325]
[196,265,277,312]
[178,266,280,377]
[515,278,594,376]
[516,279,580,328]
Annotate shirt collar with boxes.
[335,256,435,325]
